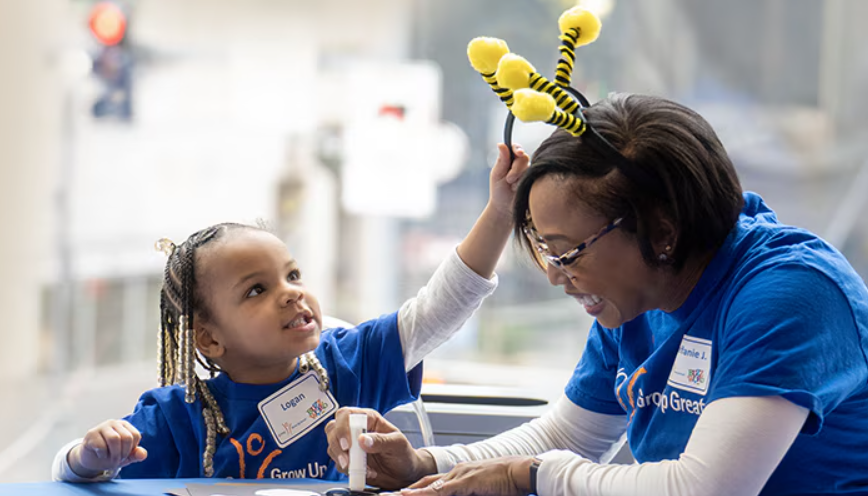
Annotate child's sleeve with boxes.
[116,392,182,478]
[319,313,423,414]
[398,246,498,370]
[50,391,180,481]
[51,439,119,482]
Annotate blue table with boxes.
[0,478,339,496]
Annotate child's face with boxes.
[195,229,323,384]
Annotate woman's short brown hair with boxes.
[513,93,744,271]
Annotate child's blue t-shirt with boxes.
[119,312,423,480]
[566,192,868,494]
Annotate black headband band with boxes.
[503,86,666,198]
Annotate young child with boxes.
[51,143,528,482]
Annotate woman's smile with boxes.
[568,292,605,315]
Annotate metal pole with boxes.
[51,85,75,375]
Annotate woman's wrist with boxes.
[414,448,439,480]
[507,456,540,496]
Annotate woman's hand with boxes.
[68,419,148,478]
[325,407,438,490]
[397,456,536,496]
[488,143,530,221]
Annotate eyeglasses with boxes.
[523,217,623,268]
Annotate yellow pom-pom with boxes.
[467,37,510,74]
[512,89,555,123]
[558,7,602,46]
[495,53,536,90]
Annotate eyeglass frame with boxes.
[522,217,623,268]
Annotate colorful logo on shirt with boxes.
[615,366,647,425]
[229,433,283,479]
[229,432,330,479]
[615,367,707,421]
[687,368,706,385]
[306,398,330,420]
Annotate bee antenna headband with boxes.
[467,7,665,196]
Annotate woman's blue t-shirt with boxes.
[566,192,868,494]
[118,312,422,480]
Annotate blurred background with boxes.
[2,0,868,483]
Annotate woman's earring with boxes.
[658,244,672,262]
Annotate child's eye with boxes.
[288,269,302,282]
[246,284,265,298]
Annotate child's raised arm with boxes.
[395,143,529,371]
[457,143,529,279]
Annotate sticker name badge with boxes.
[258,371,338,448]
[667,335,712,395]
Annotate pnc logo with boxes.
[615,366,647,425]
[306,399,330,420]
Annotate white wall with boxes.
[0,1,65,377]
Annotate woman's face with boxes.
[527,175,662,328]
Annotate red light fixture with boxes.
[378,104,406,120]
[88,2,127,46]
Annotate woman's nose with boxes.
[546,263,569,286]
[546,263,574,286]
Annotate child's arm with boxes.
[398,144,529,371]
[52,419,147,482]
[456,143,528,279]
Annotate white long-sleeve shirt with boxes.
[398,247,497,372]
[425,394,808,496]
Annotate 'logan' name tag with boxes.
[259,371,338,448]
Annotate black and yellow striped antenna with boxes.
[511,89,587,137]
[555,7,602,88]
[467,37,513,107]
[496,53,582,115]
[467,5,603,152]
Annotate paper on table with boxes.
[164,481,334,496]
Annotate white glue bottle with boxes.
[348,413,368,492]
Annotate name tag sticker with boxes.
[258,371,338,448]
[667,335,712,395]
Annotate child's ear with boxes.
[196,324,225,359]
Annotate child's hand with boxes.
[68,420,148,478]
[456,142,529,279]
[488,143,530,220]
